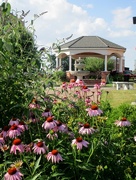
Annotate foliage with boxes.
[0,82,136,180]
[0,2,44,125]
[84,57,114,79]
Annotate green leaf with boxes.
[31,172,42,180]
[32,155,41,175]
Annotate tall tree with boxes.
[0,2,42,124]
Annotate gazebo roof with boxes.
[60,36,126,50]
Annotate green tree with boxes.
[0,2,42,125]
[84,57,114,78]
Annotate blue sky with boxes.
[5,0,136,70]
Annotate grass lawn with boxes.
[101,83,136,108]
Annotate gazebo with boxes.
[54,36,126,82]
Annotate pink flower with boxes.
[18,121,28,132]
[71,137,89,150]
[29,98,40,109]
[114,117,131,127]
[0,135,5,147]
[46,130,58,140]
[10,139,24,155]
[24,143,33,153]
[61,82,67,90]
[54,120,68,133]
[32,141,48,154]
[100,81,106,86]
[94,84,100,89]
[1,126,10,138]
[8,125,22,139]
[29,113,39,123]
[42,109,52,117]
[42,116,57,131]
[86,104,103,117]
[81,85,90,92]
[9,117,20,126]
[4,167,23,180]
[79,123,97,135]
[46,149,63,163]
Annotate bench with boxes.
[112,82,134,90]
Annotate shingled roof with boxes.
[60,36,126,50]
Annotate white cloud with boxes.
[112,7,132,29]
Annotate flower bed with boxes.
[0,80,136,180]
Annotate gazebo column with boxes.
[59,58,62,70]
[101,55,110,84]
[69,55,72,71]
[119,56,123,72]
[104,55,108,71]
[56,57,59,69]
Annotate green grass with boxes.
[101,83,136,108]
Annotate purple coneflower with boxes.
[54,120,68,133]
[24,142,33,153]
[61,82,67,90]
[0,135,5,147]
[81,85,90,92]
[42,116,57,131]
[18,121,28,132]
[86,104,103,117]
[71,137,89,150]
[94,83,100,90]
[29,113,39,123]
[4,167,23,180]
[42,109,52,117]
[1,126,10,138]
[46,130,58,140]
[10,139,24,155]
[114,117,131,127]
[46,149,63,163]
[9,117,20,126]
[8,125,22,139]
[32,141,48,155]
[29,98,40,109]
[79,123,97,135]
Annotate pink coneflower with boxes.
[32,141,48,154]
[81,85,90,92]
[53,99,58,104]
[29,98,40,109]
[79,123,97,135]
[46,130,58,140]
[24,142,33,153]
[46,149,63,163]
[54,120,68,133]
[18,121,28,132]
[114,117,131,127]
[42,109,52,117]
[9,117,20,126]
[76,79,84,86]
[100,81,106,86]
[61,82,67,90]
[0,135,5,147]
[71,137,89,150]
[8,125,22,139]
[42,116,57,131]
[1,126,10,138]
[85,97,92,106]
[10,139,24,155]
[94,83,100,90]
[86,104,103,117]
[29,113,39,123]
[4,167,23,180]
